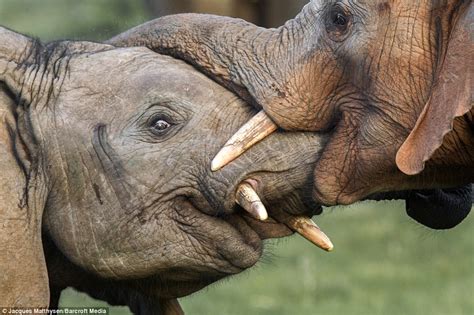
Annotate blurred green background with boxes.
[1,1,472,314]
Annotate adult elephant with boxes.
[110,0,473,208]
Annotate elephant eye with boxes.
[149,116,173,135]
[332,11,348,26]
[153,120,171,131]
[326,6,352,41]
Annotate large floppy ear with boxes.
[396,4,473,175]
[0,27,50,306]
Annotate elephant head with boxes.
[109,0,473,206]
[0,26,332,311]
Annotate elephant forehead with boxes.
[59,48,233,108]
[47,50,229,127]
[66,48,208,88]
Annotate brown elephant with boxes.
[109,0,473,207]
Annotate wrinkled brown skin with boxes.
[109,0,474,205]
[0,26,325,311]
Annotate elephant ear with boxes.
[0,28,50,306]
[396,5,473,175]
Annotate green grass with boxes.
[0,0,148,41]
[60,201,474,315]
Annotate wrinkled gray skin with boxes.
[109,0,473,206]
[0,22,470,314]
[0,26,324,312]
[109,0,473,231]
[42,50,322,302]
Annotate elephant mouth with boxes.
[119,178,334,304]
[192,178,334,274]
[233,179,333,250]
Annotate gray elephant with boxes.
[0,25,331,312]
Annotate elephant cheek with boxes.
[312,149,360,206]
[311,116,369,205]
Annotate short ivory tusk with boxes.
[284,216,334,252]
[211,110,278,171]
[235,182,269,221]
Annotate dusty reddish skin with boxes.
[109,0,473,206]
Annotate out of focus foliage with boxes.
[0,0,307,41]
[0,0,147,41]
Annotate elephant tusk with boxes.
[160,298,185,315]
[283,216,334,252]
[235,182,269,221]
[211,110,278,171]
[236,182,333,251]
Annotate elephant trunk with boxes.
[108,13,278,106]
[369,185,473,230]
[108,2,319,130]
[405,185,472,230]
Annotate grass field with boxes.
[60,201,474,315]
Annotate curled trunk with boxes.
[369,185,473,230]
[108,2,320,130]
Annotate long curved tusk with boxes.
[284,216,334,252]
[235,182,269,221]
[212,110,278,171]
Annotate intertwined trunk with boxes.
[109,2,321,130]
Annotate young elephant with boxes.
[0,26,328,312]
[109,0,473,207]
